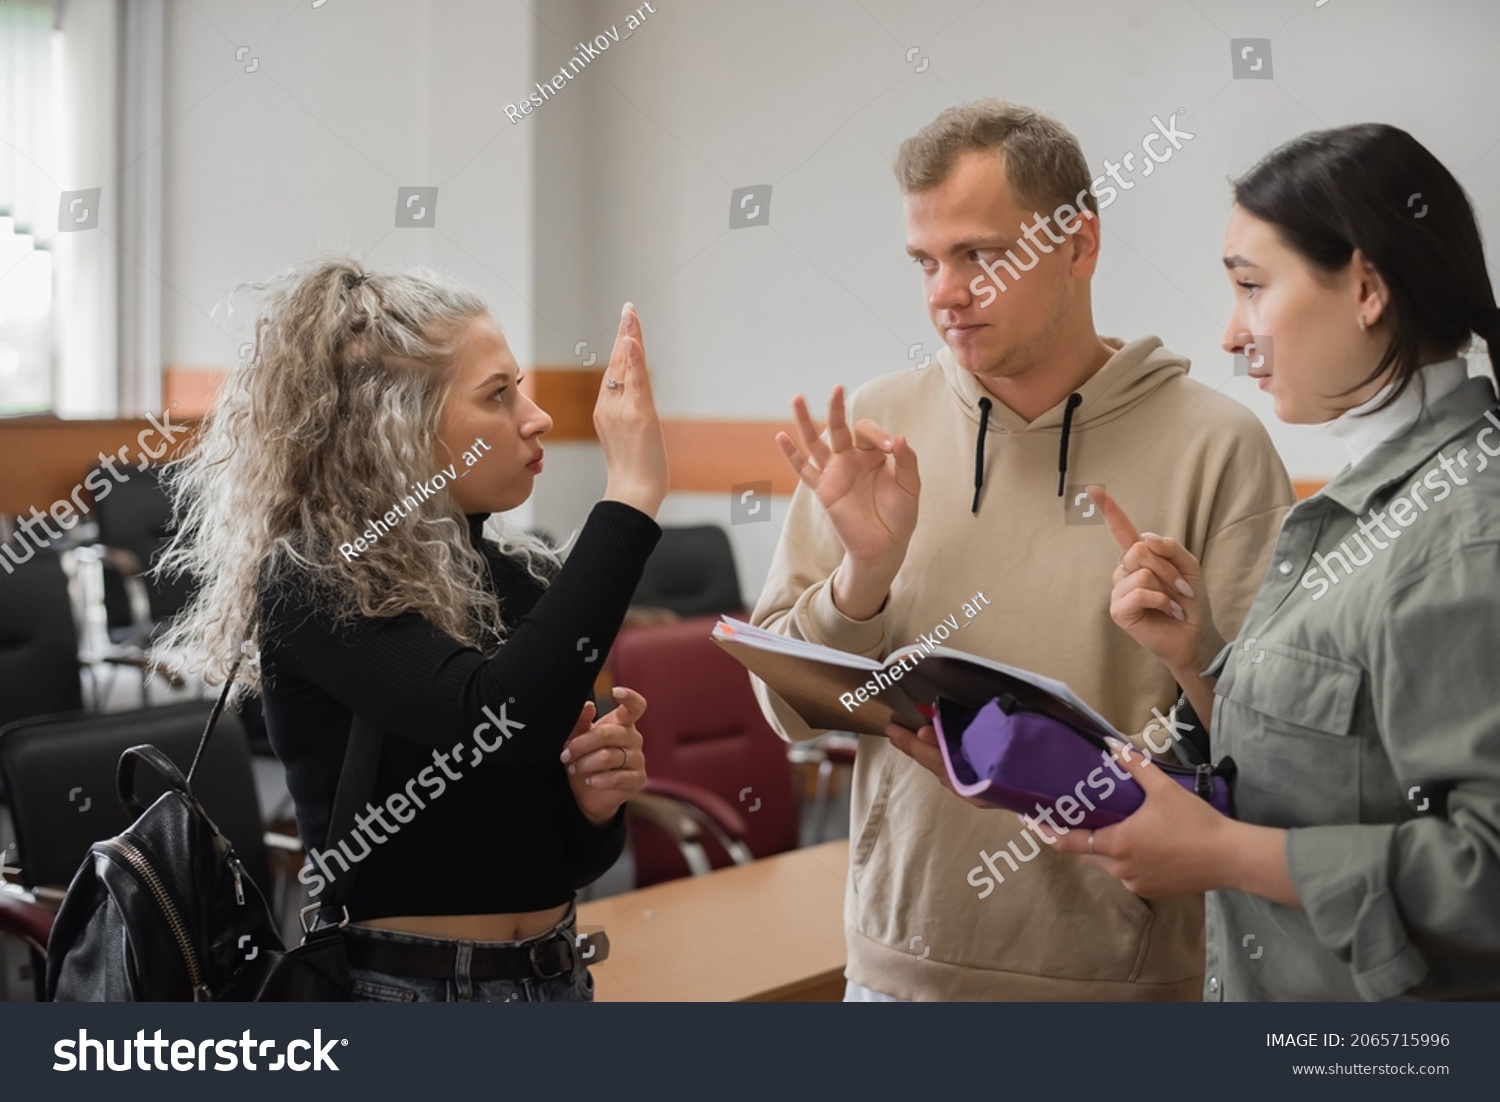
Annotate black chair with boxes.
[0,544,85,728]
[630,525,744,617]
[0,701,301,999]
[80,465,192,703]
[91,465,195,638]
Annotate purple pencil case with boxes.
[933,695,1234,828]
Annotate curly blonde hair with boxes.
[153,257,561,691]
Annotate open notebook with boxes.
[711,616,1121,741]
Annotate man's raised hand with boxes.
[776,386,920,565]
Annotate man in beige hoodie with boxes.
[750,99,1294,1001]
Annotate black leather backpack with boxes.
[45,669,380,1001]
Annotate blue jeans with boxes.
[345,905,594,1003]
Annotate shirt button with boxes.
[1208,976,1220,993]
[1277,560,1294,576]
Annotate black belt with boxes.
[345,928,608,982]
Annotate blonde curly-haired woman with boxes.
[156,260,668,1002]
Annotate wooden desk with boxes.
[577,839,848,1002]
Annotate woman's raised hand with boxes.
[595,303,669,518]
[1091,485,1222,675]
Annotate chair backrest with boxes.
[607,615,798,886]
[0,545,84,727]
[0,701,269,893]
[89,465,195,629]
[630,525,744,618]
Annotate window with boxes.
[0,0,57,415]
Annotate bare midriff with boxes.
[355,902,570,942]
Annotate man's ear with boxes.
[1068,210,1103,278]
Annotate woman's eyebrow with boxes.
[473,370,513,390]
[1223,254,1259,270]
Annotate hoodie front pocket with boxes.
[849,746,897,893]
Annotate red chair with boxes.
[0,887,51,957]
[608,615,800,887]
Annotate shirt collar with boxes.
[466,513,491,549]
[1320,357,1469,468]
[1315,373,1499,517]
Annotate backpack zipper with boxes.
[99,837,208,999]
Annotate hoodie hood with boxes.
[936,336,1192,511]
[937,335,1191,431]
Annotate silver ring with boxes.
[606,378,621,389]
[617,746,629,770]
[1088,831,1096,854]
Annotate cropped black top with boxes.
[257,502,661,918]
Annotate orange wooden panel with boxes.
[163,367,224,418]
[161,365,610,441]
[529,366,805,493]
[0,415,199,516]
[160,366,1329,505]
[660,419,802,495]
[525,366,602,441]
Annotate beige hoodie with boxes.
[750,337,1294,1001]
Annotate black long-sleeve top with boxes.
[257,501,661,919]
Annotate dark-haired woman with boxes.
[1051,124,1500,1000]
[156,262,667,1001]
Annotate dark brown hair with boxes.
[1234,123,1500,410]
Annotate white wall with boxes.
[146,0,1500,596]
[162,0,538,373]
[545,0,1500,591]
[158,0,538,524]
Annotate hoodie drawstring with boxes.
[971,397,992,514]
[1057,392,1083,496]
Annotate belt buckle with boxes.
[528,934,573,980]
[299,903,349,934]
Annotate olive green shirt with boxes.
[1204,375,1500,1001]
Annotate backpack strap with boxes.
[117,746,191,814]
[184,659,241,788]
[117,660,241,815]
[154,651,384,927]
